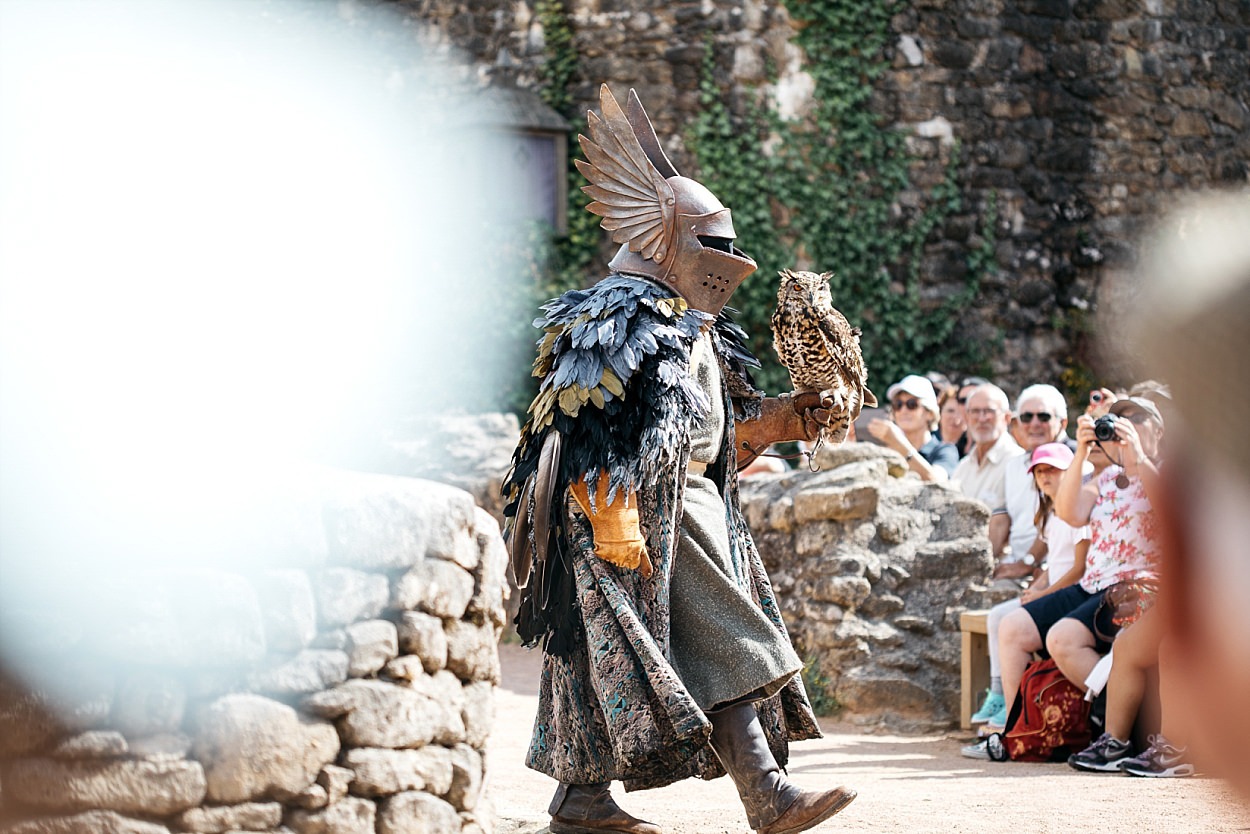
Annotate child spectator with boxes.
[963,443,1091,751]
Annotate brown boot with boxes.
[548,782,663,834]
[708,703,856,834]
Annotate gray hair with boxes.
[967,383,1011,414]
[1015,383,1067,421]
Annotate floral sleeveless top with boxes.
[1080,466,1161,592]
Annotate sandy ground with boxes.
[488,642,1250,834]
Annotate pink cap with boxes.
[1027,441,1075,474]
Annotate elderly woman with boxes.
[868,374,959,481]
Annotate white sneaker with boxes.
[961,739,990,760]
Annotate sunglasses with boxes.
[891,398,921,411]
[1018,412,1053,424]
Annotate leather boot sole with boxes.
[758,787,857,834]
[550,815,663,834]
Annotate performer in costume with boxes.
[502,85,857,834]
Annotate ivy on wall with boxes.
[506,0,998,413]
[687,0,995,394]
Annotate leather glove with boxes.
[570,475,653,577]
[735,390,839,469]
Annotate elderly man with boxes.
[967,384,1072,728]
[951,383,1024,562]
[998,384,1073,579]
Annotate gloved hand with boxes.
[570,475,653,577]
[735,390,842,469]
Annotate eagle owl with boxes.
[771,269,877,446]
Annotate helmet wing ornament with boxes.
[575,84,675,263]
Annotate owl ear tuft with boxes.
[819,272,833,284]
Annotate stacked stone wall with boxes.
[740,444,1008,730]
[0,471,507,834]
[398,0,1248,390]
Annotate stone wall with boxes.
[0,470,507,834]
[392,0,1249,390]
[741,444,1007,730]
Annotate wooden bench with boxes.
[960,610,990,730]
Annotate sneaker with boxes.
[1120,735,1195,778]
[961,739,990,760]
[1068,732,1133,772]
[971,690,1006,724]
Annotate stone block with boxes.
[312,568,389,628]
[5,757,206,816]
[467,507,508,626]
[287,795,376,834]
[344,747,453,797]
[322,472,478,571]
[49,731,128,759]
[346,620,399,678]
[246,651,350,695]
[127,733,192,760]
[461,682,494,749]
[910,540,992,580]
[395,612,448,672]
[446,744,484,812]
[176,802,283,833]
[0,811,170,834]
[835,669,936,717]
[302,680,462,749]
[445,620,500,684]
[194,694,339,803]
[792,484,878,524]
[809,576,871,608]
[251,570,318,652]
[392,560,475,620]
[378,792,460,834]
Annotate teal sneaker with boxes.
[984,704,1009,731]
[970,690,1005,724]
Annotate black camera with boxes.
[1093,414,1118,442]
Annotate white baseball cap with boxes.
[886,374,939,415]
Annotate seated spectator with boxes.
[999,384,1075,580]
[1068,607,1193,776]
[867,374,958,481]
[951,376,989,456]
[952,383,1024,563]
[937,384,967,456]
[964,442,1091,741]
[995,397,1164,719]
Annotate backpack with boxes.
[988,658,1092,762]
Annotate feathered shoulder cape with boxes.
[502,274,761,651]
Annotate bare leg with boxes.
[999,607,1044,710]
[1046,618,1101,693]
[1104,608,1163,740]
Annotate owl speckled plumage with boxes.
[771,269,877,445]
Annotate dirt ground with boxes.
[488,643,1250,834]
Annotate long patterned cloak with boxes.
[502,274,821,791]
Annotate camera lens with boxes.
[1093,415,1118,442]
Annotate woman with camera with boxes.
[994,396,1165,727]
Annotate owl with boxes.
[770,269,877,445]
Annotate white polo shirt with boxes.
[952,432,1024,518]
[1002,452,1040,563]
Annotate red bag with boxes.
[993,658,1092,762]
